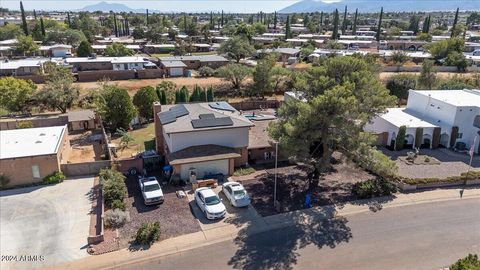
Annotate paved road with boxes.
[0,177,93,270]
[117,198,480,270]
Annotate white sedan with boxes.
[222,182,251,207]
[194,187,226,220]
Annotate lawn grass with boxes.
[233,167,256,176]
[112,123,155,158]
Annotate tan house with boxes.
[154,102,253,181]
[0,125,70,187]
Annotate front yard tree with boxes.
[105,42,134,57]
[218,36,255,63]
[36,62,79,113]
[386,74,417,107]
[96,84,137,131]
[418,59,437,89]
[251,53,277,96]
[269,57,395,187]
[133,86,158,121]
[16,35,39,56]
[77,40,93,57]
[215,63,251,89]
[0,77,36,113]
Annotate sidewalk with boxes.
[47,187,480,270]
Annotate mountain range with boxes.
[279,0,480,13]
[78,1,158,13]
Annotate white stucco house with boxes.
[365,89,480,153]
[154,102,254,181]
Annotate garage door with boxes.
[180,159,229,180]
[170,67,184,77]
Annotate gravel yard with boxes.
[118,176,201,248]
[243,153,376,216]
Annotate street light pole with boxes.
[273,141,278,209]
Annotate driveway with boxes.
[0,177,94,270]
[188,186,262,232]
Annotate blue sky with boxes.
[1,0,306,13]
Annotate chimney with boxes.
[153,102,164,154]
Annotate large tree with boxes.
[77,40,93,57]
[35,63,79,113]
[269,57,396,186]
[386,74,417,106]
[20,1,28,35]
[332,9,339,40]
[96,84,137,131]
[251,54,276,97]
[0,77,36,113]
[218,36,255,63]
[104,42,134,57]
[215,63,251,89]
[15,35,39,56]
[132,86,158,121]
[418,59,437,89]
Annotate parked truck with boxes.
[138,176,164,205]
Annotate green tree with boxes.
[395,125,407,151]
[175,86,189,103]
[417,32,432,42]
[269,57,395,182]
[352,9,358,35]
[418,59,437,89]
[285,15,292,39]
[40,17,46,37]
[377,7,384,42]
[20,1,28,35]
[386,74,417,107]
[391,50,409,70]
[332,9,339,40]
[116,128,134,149]
[45,28,87,46]
[155,81,176,104]
[15,35,39,56]
[273,11,277,29]
[426,37,464,61]
[0,24,23,40]
[35,63,79,113]
[218,36,255,63]
[451,7,460,37]
[206,86,214,102]
[105,42,134,57]
[0,77,36,112]
[77,40,92,57]
[251,54,276,96]
[132,86,158,121]
[271,66,291,92]
[408,15,421,34]
[215,64,251,89]
[96,84,137,131]
[449,254,480,270]
[341,6,348,35]
[445,51,469,71]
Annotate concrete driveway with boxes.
[0,177,94,270]
[188,186,262,232]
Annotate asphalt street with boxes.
[116,198,480,270]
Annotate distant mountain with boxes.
[280,0,480,13]
[79,1,159,13]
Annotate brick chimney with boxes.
[153,102,164,155]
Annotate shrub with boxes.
[352,177,397,199]
[0,174,10,189]
[99,168,127,208]
[395,125,406,151]
[43,171,65,185]
[111,199,126,211]
[233,167,256,176]
[17,120,34,129]
[449,254,480,270]
[135,222,161,246]
[198,66,215,77]
[104,209,129,228]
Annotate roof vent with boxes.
[35,140,42,144]
[39,133,46,136]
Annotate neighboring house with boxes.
[256,48,301,62]
[252,36,277,45]
[365,89,480,153]
[39,44,72,58]
[68,110,98,131]
[193,43,212,52]
[153,102,254,180]
[159,60,187,77]
[65,56,156,72]
[158,55,229,69]
[286,38,309,46]
[381,40,428,51]
[380,50,433,64]
[0,110,97,131]
[143,44,175,54]
[0,125,70,187]
[0,58,49,76]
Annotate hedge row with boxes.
[400,171,480,185]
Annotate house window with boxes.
[32,165,40,179]
[457,133,463,139]
[474,115,480,128]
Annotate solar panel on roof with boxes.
[199,113,215,119]
[158,104,189,125]
[208,102,235,112]
[191,117,234,129]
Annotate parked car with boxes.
[194,187,226,220]
[138,176,164,205]
[222,182,251,207]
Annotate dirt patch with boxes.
[243,153,376,216]
[68,130,105,163]
[118,175,201,248]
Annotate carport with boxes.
[0,177,93,269]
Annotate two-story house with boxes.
[154,102,254,180]
[365,89,480,153]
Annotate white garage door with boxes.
[180,159,229,180]
[170,67,184,77]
